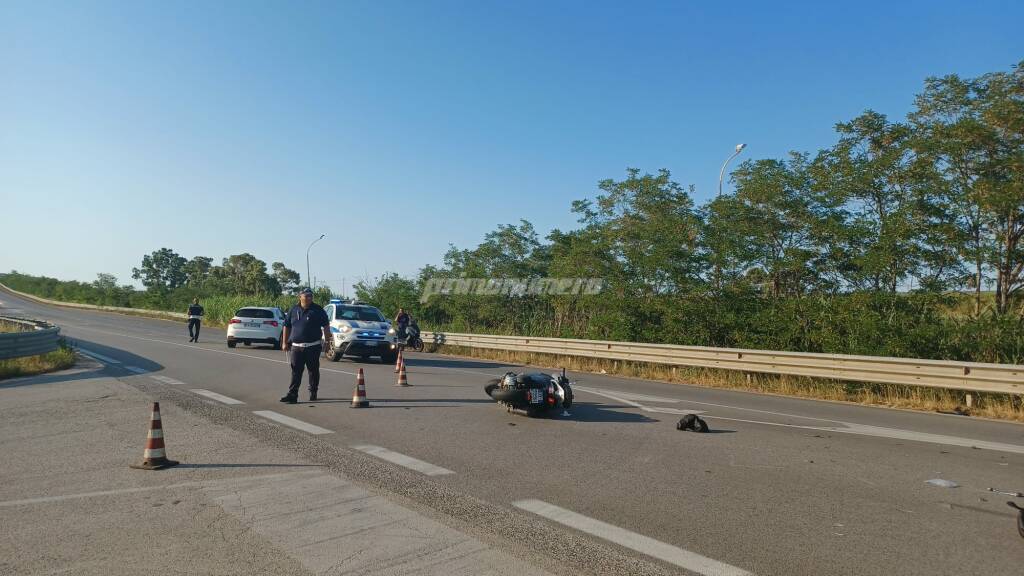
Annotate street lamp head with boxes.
[736,143,747,153]
[319,233,326,240]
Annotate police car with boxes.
[322,299,399,363]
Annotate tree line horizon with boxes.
[3,61,1022,362]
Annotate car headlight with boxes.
[388,327,396,335]
[339,325,351,333]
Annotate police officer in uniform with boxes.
[280,288,331,404]
[187,298,204,342]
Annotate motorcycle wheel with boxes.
[412,338,425,352]
[324,340,342,362]
[487,387,528,404]
[484,382,499,397]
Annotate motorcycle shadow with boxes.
[556,401,659,424]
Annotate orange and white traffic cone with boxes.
[130,402,179,470]
[351,368,370,408]
[396,361,410,387]
[394,348,404,373]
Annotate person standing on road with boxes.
[394,307,410,340]
[187,298,204,342]
[280,288,331,404]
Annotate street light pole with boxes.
[718,143,747,198]
[714,144,747,292]
[306,234,325,289]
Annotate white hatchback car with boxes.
[226,307,285,349]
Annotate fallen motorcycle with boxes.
[485,369,573,417]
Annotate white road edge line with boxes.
[513,499,755,576]
[124,366,147,374]
[190,389,245,405]
[252,410,333,435]
[353,445,454,476]
[577,387,705,416]
[78,349,122,364]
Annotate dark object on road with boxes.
[1008,502,1024,538]
[676,414,709,433]
[130,402,179,470]
[485,369,573,418]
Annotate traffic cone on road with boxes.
[396,361,410,387]
[130,402,179,470]
[351,368,370,408]
[394,348,403,373]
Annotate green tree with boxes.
[572,168,703,296]
[354,273,421,317]
[271,262,301,295]
[443,220,548,278]
[184,256,214,288]
[911,61,1024,314]
[710,154,833,298]
[132,248,187,292]
[209,253,279,297]
[815,111,959,293]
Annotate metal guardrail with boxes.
[423,331,1024,396]
[0,283,187,320]
[0,316,61,360]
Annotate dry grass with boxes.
[0,340,76,380]
[429,344,1024,423]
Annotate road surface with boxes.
[2,288,1023,575]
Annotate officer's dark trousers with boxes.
[287,345,321,398]
[188,319,201,340]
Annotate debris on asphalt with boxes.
[926,479,959,488]
[987,487,1024,498]
[676,414,709,433]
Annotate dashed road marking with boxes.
[150,375,185,385]
[353,445,454,476]
[252,410,333,435]
[513,499,754,576]
[190,389,245,405]
[78,349,121,364]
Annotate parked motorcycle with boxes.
[398,320,424,352]
[485,369,573,417]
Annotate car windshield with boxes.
[335,305,384,322]
[236,308,275,319]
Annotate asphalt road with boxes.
[3,288,1024,576]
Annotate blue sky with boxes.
[2,0,1022,292]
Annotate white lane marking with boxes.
[578,387,705,415]
[190,389,245,405]
[0,470,321,508]
[707,415,1024,456]
[124,366,147,374]
[78,349,122,364]
[352,445,454,476]
[252,410,333,435]
[513,499,754,576]
[574,386,680,404]
[150,375,185,385]
[642,406,708,416]
[65,325,357,376]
